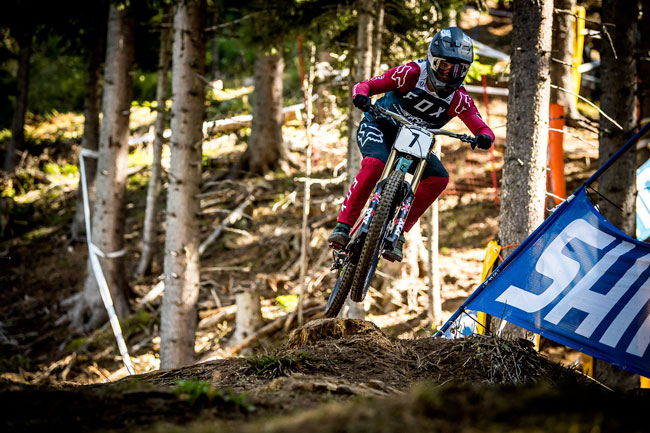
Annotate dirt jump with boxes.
[2,318,648,433]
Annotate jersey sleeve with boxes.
[447,87,495,141]
[351,62,420,98]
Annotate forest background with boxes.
[1,0,650,431]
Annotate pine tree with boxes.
[160,0,207,369]
[496,0,553,339]
[72,4,135,330]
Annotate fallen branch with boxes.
[550,84,623,131]
[139,196,255,305]
[199,195,254,256]
[293,174,347,186]
[198,305,237,329]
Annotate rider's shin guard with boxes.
[338,157,385,226]
[403,176,449,232]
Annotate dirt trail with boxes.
[3,318,631,433]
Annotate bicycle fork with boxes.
[383,156,427,252]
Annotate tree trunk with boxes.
[233,288,263,353]
[638,0,650,166]
[72,5,135,331]
[70,20,107,240]
[239,50,289,175]
[550,0,578,121]
[4,29,32,173]
[211,34,221,83]
[314,50,338,124]
[346,0,373,192]
[160,0,206,369]
[135,13,172,278]
[371,0,384,77]
[597,0,638,236]
[495,0,552,340]
[344,0,376,319]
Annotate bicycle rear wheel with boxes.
[350,169,404,302]
[324,260,356,318]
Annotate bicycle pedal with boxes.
[382,251,402,262]
[329,241,345,251]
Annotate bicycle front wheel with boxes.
[350,169,404,302]
[325,260,356,318]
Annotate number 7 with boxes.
[408,133,420,148]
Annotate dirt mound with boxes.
[279,319,580,388]
[285,318,394,350]
[0,319,603,433]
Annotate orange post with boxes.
[548,103,566,205]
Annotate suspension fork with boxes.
[385,156,428,248]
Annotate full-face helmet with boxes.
[426,27,474,98]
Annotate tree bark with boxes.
[233,288,263,353]
[371,0,384,77]
[346,0,373,192]
[597,0,638,236]
[72,5,135,331]
[70,17,107,240]
[314,50,338,124]
[135,13,172,278]
[4,29,32,173]
[344,0,376,319]
[550,0,578,121]
[160,0,206,369]
[639,0,650,166]
[495,0,553,340]
[239,49,289,175]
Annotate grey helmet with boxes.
[426,27,474,98]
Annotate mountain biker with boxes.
[328,26,495,262]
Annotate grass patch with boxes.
[173,380,255,411]
[246,350,319,378]
[0,354,33,373]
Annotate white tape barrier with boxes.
[80,147,135,375]
[464,84,509,96]
[128,97,318,146]
[473,39,510,62]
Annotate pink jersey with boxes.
[352,60,495,141]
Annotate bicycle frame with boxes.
[326,104,476,316]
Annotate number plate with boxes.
[393,126,433,159]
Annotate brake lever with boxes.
[367,104,382,117]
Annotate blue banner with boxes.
[459,186,650,378]
[637,158,650,241]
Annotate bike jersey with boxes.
[352,60,495,140]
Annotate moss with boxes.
[0,354,33,373]
[173,380,255,412]
[65,337,87,352]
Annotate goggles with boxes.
[428,55,470,84]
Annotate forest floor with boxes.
[3,4,645,432]
[1,91,631,432]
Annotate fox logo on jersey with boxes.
[391,65,413,88]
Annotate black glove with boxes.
[353,94,372,112]
[473,134,493,150]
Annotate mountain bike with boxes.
[324,104,477,318]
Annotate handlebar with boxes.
[368,104,477,145]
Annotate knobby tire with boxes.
[350,169,404,302]
[325,261,356,318]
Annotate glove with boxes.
[353,94,372,112]
[474,134,493,150]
